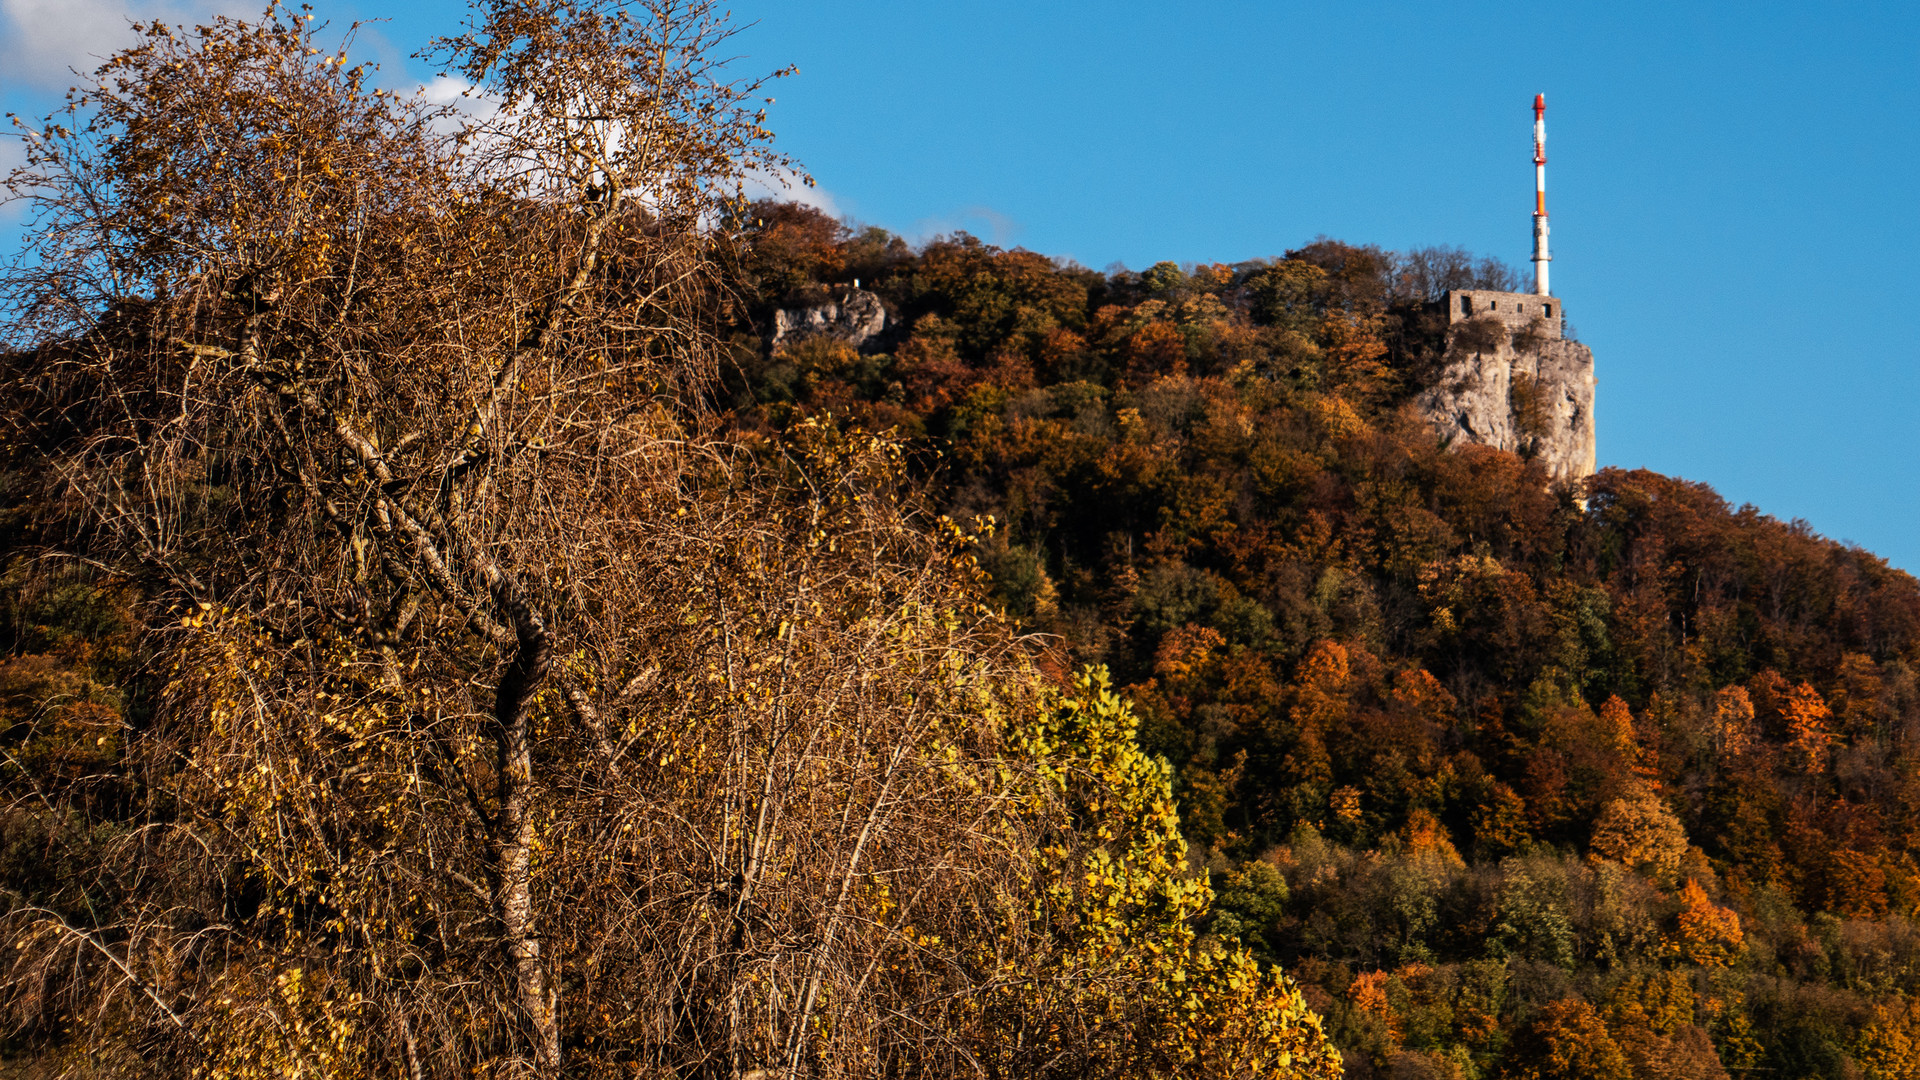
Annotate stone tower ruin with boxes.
[1413,96,1595,484]
[1415,289,1596,482]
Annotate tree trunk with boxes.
[492,594,560,1072]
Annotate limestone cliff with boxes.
[1415,289,1595,482]
[770,287,890,351]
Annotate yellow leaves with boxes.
[1590,791,1688,884]
[993,667,1341,1077]
[1851,998,1920,1080]
[1309,392,1370,441]
[1330,785,1363,824]
[1401,808,1466,867]
[191,962,368,1080]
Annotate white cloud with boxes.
[908,204,1022,247]
[0,0,247,89]
[742,164,839,218]
[412,73,503,141]
[417,73,476,109]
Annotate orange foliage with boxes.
[1710,686,1756,763]
[1496,999,1629,1080]
[1035,327,1089,381]
[1348,969,1399,1041]
[1668,879,1744,967]
[1154,625,1226,684]
[1825,848,1892,918]
[1391,668,1457,721]
[1282,642,1350,789]
[1321,312,1393,400]
[1122,320,1187,384]
[1781,681,1835,775]
[1402,808,1466,867]
[1600,695,1659,786]
[1192,262,1236,290]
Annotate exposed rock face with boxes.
[1415,290,1595,482]
[770,288,889,351]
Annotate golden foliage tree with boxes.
[1601,971,1729,1080]
[1497,999,1630,1080]
[1709,686,1756,764]
[1780,682,1836,776]
[1852,997,1920,1080]
[1589,791,1689,885]
[983,670,1343,1079]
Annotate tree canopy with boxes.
[717,200,1920,1080]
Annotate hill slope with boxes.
[724,201,1920,1080]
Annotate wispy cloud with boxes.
[909,204,1021,247]
[418,73,478,109]
[0,128,21,176]
[412,72,503,141]
[0,0,245,90]
[742,165,839,218]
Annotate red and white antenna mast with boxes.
[1531,93,1551,296]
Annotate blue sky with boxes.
[6,0,1918,570]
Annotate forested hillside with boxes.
[3,0,1916,1073]
[723,201,1920,1080]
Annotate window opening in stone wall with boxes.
[1545,305,1553,318]
[1491,300,1499,311]
[1462,296,1472,315]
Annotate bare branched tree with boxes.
[1392,245,1520,304]
[0,3,1344,1078]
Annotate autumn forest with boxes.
[0,1,1916,1078]
[720,202,1920,1080]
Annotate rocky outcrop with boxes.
[770,288,890,352]
[1416,293,1595,482]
